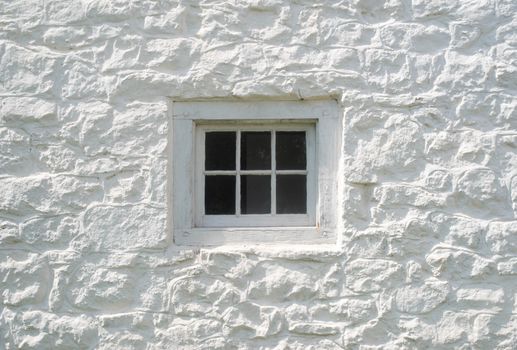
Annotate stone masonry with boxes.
[1,0,517,349]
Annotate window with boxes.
[171,100,342,246]
[195,123,315,227]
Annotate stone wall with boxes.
[1,0,517,348]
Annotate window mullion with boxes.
[271,129,276,215]
[236,129,241,216]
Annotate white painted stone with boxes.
[83,204,167,251]
[0,97,56,122]
[345,258,403,293]
[0,253,49,306]
[395,280,449,314]
[456,286,505,306]
[497,258,517,275]
[1,0,516,348]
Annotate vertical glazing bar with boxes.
[271,130,276,215]
[201,129,206,216]
[236,129,241,216]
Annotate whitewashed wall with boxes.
[1,0,517,349]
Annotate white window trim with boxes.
[170,100,342,246]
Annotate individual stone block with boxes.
[0,252,49,306]
[152,317,223,349]
[497,258,517,275]
[456,168,509,218]
[0,175,102,216]
[323,21,374,47]
[344,258,403,293]
[170,276,239,317]
[456,286,505,307]
[289,322,340,336]
[374,184,447,208]
[0,43,57,95]
[144,38,200,71]
[37,144,78,173]
[408,53,445,90]
[435,51,494,91]
[103,170,148,203]
[346,227,392,258]
[496,18,517,46]
[83,204,167,251]
[429,212,487,249]
[352,0,407,22]
[44,0,85,24]
[0,127,35,176]
[327,297,377,325]
[413,0,494,22]
[450,22,481,49]
[0,0,43,30]
[146,157,168,204]
[20,215,79,249]
[470,313,498,348]
[496,315,517,349]
[43,27,90,50]
[486,221,517,255]
[456,132,495,165]
[426,247,495,279]
[84,0,135,21]
[60,58,107,99]
[143,7,192,34]
[362,49,410,92]
[68,265,135,311]
[98,312,154,350]
[223,303,283,338]
[379,23,449,52]
[436,311,470,345]
[345,116,425,182]
[102,36,143,72]
[247,263,322,301]
[0,97,56,123]
[425,169,452,192]
[495,45,517,90]
[0,309,97,349]
[395,280,449,314]
[107,69,180,101]
[109,101,168,156]
[0,219,18,244]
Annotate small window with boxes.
[195,124,316,228]
[171,100,342,246]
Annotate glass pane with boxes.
[277,175,306,214]
[205,132,236,170]
[241,175,271,214]
[205,175,235,215]
[241,132,271,170]
[276,131,306,170]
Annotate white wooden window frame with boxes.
[196,122,316,227]
[170,100,342,246]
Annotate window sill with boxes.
[174,226,335,246]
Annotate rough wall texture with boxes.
[1,0,517,349]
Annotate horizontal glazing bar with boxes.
[240,170,273,175]
[275,170,307,175]
[205,170,281,175]
[204,170,306,175]
[204,170,237,175]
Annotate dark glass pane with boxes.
[277,175,306,214]
[205,175,235,214]
[276,131,306,170]
[241,132,271,170]
[241,175,271,214]
[205,132,236,170]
